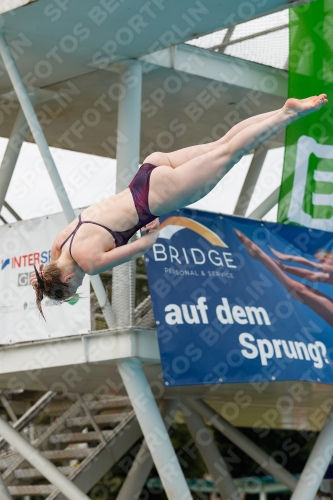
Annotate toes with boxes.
[317,95,327,106]
[313,96,324,107]
[318,94,328,104]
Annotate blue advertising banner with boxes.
[145,208,333,387]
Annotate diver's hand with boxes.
[141,218,160,236]
[141,219,160,250]
[269,247,290,261]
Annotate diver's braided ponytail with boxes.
[33,263,71,320]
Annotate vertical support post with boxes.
[0,416,90,500]
[0,105,31,213]
[233,146,268,216]
[0,473,12,500]
[112,60,142,328]
[259,490,267,500]
[290,407,333,500]
[320,480,331,499]
[116,399,179,500]
[90,276,116,328]
[0,33,115,327]
[115,60,142,193]
[182,403,241,500]
[114,60,191,499]
[117,359,192,500]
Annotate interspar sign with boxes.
[0,212,90,344]
[2,250,51,270]
[146,209,333,386]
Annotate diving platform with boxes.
[0,326,330,433]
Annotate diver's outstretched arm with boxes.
[270,247,323,269]
[279,264,330,282]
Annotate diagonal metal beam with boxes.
[0,105,31,215]
[0,474,12,500]
[218,26,235,53]
[0,35,74,221]
[4,202,21,221]
[0,415,90,500]
[187,398,297,492]
[0,395,17,423]
[3,399,83,482]
[0,391,55,451]
[53,411,142,500]
[234,146,269,216]
[0,33,116,328]
[290,406,333,500]
[116,399,179,500]
[247,166,296,221]
[76,394,107,446]
[118,359,192,500]
[213,24,289,52]
[182,401,241,500]
[247,186,279,219]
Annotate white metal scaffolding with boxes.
[0,3,331,499]
[0,416,90,500]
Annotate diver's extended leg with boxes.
[144,110,280,168]
[148,95,328,213]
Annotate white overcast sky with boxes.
[0,138,283,225]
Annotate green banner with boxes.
[278,0,333,229]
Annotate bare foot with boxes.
[283,94,328,118]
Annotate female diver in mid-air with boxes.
[30,95,328,318]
